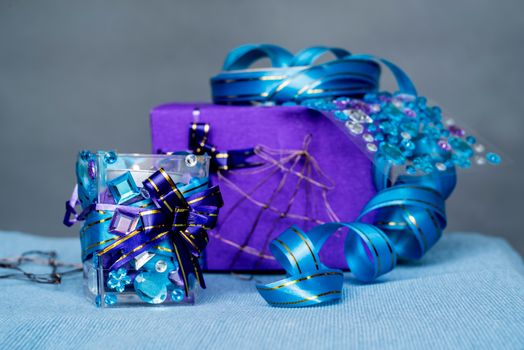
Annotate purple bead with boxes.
[333,99,349,109]
[438,140,452,151]
[448,125,465,137]
[88,160,96,179]
[403,109,416,118]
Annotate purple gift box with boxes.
[150,103,376,271]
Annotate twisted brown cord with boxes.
[212,135,340,271]
[0,250,82,284]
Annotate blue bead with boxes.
[406,165,417,175]
[104,151,118,164]
[80,150,91,161]
[171,288,185,303]
[95,295,102,307]
[104,293,117,305]
[367,124,377,132]
[374,133,384,142]
[380,143,405,165]
[466,136,476,144]
[333,110,348,121]
[448,137,474,158]
[401,139,415,151]
[387,135,399,145]
[486,152,501,165]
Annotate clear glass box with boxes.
[76,151,210,307]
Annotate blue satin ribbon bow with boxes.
[189,122,261,171]
[96,168,223,296]
[212,44,456,307]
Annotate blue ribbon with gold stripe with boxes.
[211,44,416,104]
[212,44,457,307]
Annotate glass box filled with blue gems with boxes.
[69,151,223,307]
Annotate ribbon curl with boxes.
[257,167,456,307]
[211,44,416,105]
[211,44,457,307]
[96,168,223,295]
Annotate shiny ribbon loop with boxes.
[210,45,459,307]
[211,44,417,105]
[257,167,455,307]
[96,168,223,295]
[189,122,260,171]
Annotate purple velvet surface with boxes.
[150,103,376,271]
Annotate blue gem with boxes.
[379,121,398,136]
[466,136,477,145]
[380,144,405,165]
[107,172,140,204]
[104,151,118,164]
[107,268,131,293]
[401,139,415,151]
[366,124,377,133]
[134,272,168,304]
[448,137,474,158]
[80,150,91,161]
[374,132,385,142]
[333,110,349,121]
[406,165,417,175]
[104,293,117,305]
[486,152,501,165]
[457,158,471,169]
[171,288,185,302]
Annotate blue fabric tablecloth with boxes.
[0,231,523,350]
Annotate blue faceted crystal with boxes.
[333,110,349,121]
[134,272,168,304]
[104,293,117,305]
[374,132,385,142]
[379,121,398,136]
[406,165,417,175]
[171,288,185,303]
[380,143,405,165]
[366,124,377,133]
[448,137,474,158]
[104,151,118,164]
[400,139,415,151]
[107,172,140,204]
[399,121,419,136]
[466,136,477,145]
[486,152,501,165]
[134,255,177,304]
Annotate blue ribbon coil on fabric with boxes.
[211,44,457,307]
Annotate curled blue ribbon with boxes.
[212,44,456,307]
[211,44,416,105]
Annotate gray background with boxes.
[0,0,522,254]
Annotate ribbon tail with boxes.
[172,234,205,296]
[63,185,79,227]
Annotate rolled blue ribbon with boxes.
[212,45,456,307]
